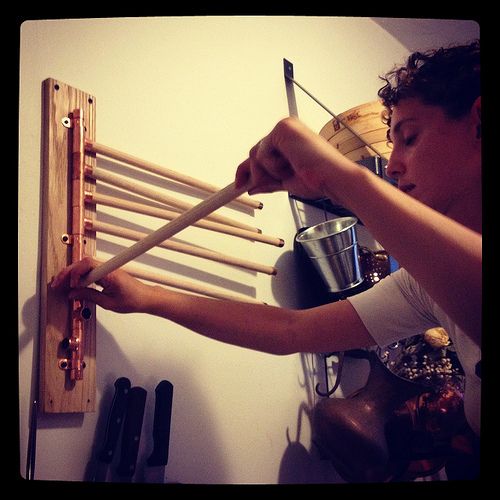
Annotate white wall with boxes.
[18,16,478,484]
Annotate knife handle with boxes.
[97,377,131,463]
[116,386,147,478]
[147,380,174,466]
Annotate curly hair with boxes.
[377,40,480,134]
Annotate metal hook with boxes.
[315,351,345,397]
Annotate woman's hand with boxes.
[235,116,354,202]
[50,256,153,314]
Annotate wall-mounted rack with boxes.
[38,78,284,413]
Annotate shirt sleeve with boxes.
[347,268,440,347]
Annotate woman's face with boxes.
[385,97,481,215]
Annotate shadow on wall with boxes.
[19,292,230,483]
[92,325,227,484]
[269,245,337,483]
[97,156,255,217]
[86,322,232,485]
[270,237,370,483]
[271,234,334,311]
[270,248,305,310]
[277,402,344,484]
[278,434,345,484]
[97,238,257,298]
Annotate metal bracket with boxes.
[283,58,298,117]
[282,58,384,158]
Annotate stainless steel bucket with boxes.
[295,217,363,293]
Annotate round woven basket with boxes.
[319,100,392,162]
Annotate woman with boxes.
[52,41,481,459]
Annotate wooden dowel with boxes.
[86,218,277,275]
[85,139,263,210]
[81,182,251,287]
[86,165,260,234]
[87,191,284,247]
[122,263,264,304]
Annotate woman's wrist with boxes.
[319,155,368,211]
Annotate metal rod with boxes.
[283,59,298,117]
[25,399,38,479]
[285,74,385,158]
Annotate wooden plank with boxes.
[39,78,96,413]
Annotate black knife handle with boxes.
[147,380,174,467]
[97,377,131,463]
[116,386,147,478]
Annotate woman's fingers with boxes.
[235,158,252,189]
[68,285,103,304]
[51,256,97,290]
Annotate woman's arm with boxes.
[335,166,482,345]
[237,117,481,345]
[144,284,375,354]
[51,257,375,354]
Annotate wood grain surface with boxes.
[39,78,96,413]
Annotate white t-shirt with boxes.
[348,268,481,436]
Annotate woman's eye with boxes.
[404,134,417,146]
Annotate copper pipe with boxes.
[69,109,86,381]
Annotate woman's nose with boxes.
[385,153,405,181]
